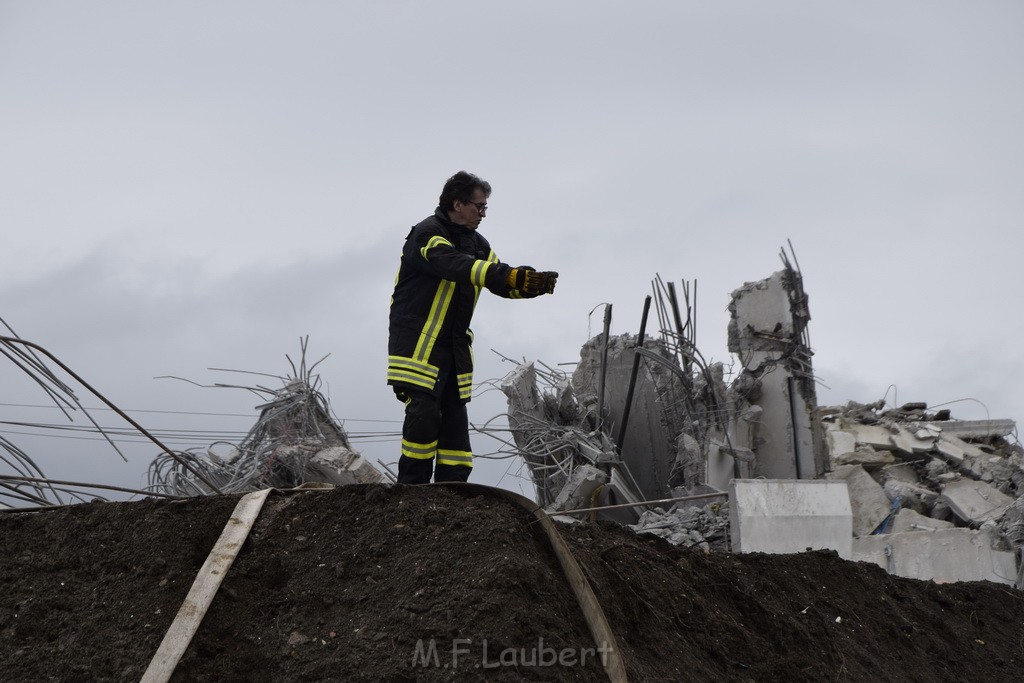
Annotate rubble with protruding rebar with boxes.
[501,248,1024,586]
[148,346,382,496]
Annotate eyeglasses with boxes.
[465,201,488,213]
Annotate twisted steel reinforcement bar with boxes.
[0,336,223,494]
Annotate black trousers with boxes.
[395,372,473,485]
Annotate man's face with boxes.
[450,188,488,229]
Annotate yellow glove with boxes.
[507,267,558,295]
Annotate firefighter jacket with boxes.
[388,208,529,401]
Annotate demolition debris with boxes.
[502,246,1024,587]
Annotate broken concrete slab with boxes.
[826,428,856,458]
[829,465,891,537]
[852,528,1017,586]
[891,508,955,533]
[891,425,936,455]
[940,479,1014,525]
[934,437,966,465]
[837,420,894,451]
[929,419,1016,440]
[729,479,852,559]
[833,448,896,468]
[938,433,988,460]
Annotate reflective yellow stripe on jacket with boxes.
[386,279,456,392]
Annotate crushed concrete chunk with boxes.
[308,446,384,485]
[545,464,608,514]
[631,502,729,552]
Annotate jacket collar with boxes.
[435,206,477,233]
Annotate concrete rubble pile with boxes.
[148,378,382,495]
[823,399,1023,586]
[503,256,817,544]
[500,351,733,547]
[503,251,1024,586]
[629,502,731,552]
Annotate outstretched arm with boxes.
[407,228,557,299]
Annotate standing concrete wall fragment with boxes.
[572,335,685,500]
[727,266,825,480]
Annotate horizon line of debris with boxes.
[4,251,1024,589]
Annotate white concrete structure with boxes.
[729,479,852,559]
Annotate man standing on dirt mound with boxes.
[387,171,557,484]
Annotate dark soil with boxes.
[1,484,1022,682]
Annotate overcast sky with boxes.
[2,1,1022,500]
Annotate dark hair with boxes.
[438,171,491,211]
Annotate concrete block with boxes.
[833,448,895,468]
[831,465,891,536]
[891,508,955,533]
[729,479,852,559]
[841,421,894,450]
[826,428,856,457]
[940,479,1014,524]
[728,272,795,347]
[852,528,1017,586]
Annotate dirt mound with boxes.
[1,485,1022,682]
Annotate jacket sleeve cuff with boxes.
[484,262,513,296]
